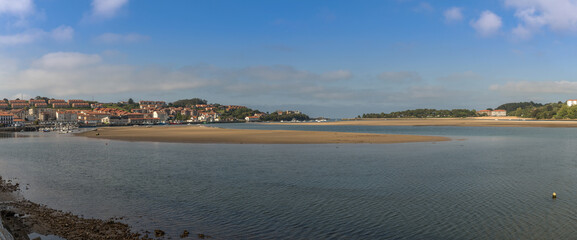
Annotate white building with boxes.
[491,110,507,117]
[245,116,260,122]
[56,111,78,123]
[102,116,129,125]
[153,111,169,122]
[568,99,577,107]
[0,113,13,126]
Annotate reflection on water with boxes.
[1,127,577,239]
[0,133,13,138]
[0,132,20,138]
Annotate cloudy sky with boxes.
[2,0,577,117]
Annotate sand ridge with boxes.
[77,125,450,144]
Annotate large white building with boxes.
[0,113,14,126]
[56,111,78,123]
[491,110,507,117]
[568,99,577,107]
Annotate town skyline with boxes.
[2,1,577,118]
[0,96,315,128]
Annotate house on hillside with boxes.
[491,110,507,117]
[477,110,492,116]
[568,99,577,107]
[477,109,507,117]
[245,116,260,122]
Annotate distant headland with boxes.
[359,101,577,120]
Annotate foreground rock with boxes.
[2,201,147,240]
[0,176,151,240]
[0,176,214,239]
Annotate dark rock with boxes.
[154,229,165,237]
[180,230,189,238]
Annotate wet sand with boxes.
[278,118,577,128]
[77,125,450,144]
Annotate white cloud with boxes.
[0,31,41,45]
[0,56,19,78]
[9,53,207,96]
[95,33,149,44]
[505,0,577,39]
[0,26,75,45]
[32,52,102,69]
[413,2,434,13]
[512,25,533,40]
[51,25,74,42]
[1,53,356,103]
[444,7,463,23]
[237,65,349,83]
[378,71,422,83]
[437,71,482,82]
[90,0,129,19]
[321,70,352,81]
[0,0,34,17]
[490,80,577,93]
[470,10,502,37]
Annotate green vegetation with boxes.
[506,102,568,119]
[101,102,140,112]
[361,101,577,120]
[218,107,261,120]
[34,96,52,101]
[362,109,478,118]
[260,112,310,122]
[174,113,189,121]
[170,98,208,108]
[495,101,543,112]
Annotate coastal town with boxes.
[0,97,306,129]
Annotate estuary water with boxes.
[1,124,577,239]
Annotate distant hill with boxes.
[495,102,543,113]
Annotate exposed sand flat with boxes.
[275,118,577,128]
[77,126,450,144]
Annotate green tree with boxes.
[171,98,208,107]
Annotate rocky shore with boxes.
[0,176,209,240]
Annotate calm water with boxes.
[1,125,577,239]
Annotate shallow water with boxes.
[1,126,577,239]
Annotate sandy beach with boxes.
[77,125,450,144]
[276,118,577,128]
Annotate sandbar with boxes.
[276,118,577,128]
[77,126,450,144]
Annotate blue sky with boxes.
[2,0,577,117]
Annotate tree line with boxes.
[361,109,478,118]
[361,101,577,120]
[260,112,310,122]
[505,101,577,119]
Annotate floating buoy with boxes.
[552,192,557,199]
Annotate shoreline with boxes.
[272,118,577,128]
[0,175,198,240]
[76,125,451,144]
[1,175,141,240]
